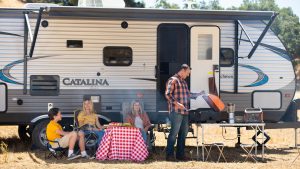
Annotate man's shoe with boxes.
[177,156,191,162]
[67,154,81,160]
[166,156,177,162]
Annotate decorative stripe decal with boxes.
[131,78,156,82]
[0,31,23,37]
[239,64,269,87]
[0,55,59,85]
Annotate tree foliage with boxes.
[236,0,300,58]
[155,0,179,9]
[124,0,145,8]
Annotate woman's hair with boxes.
[130,100,144,114]
[82,99,96,114]
[48,107,60,120]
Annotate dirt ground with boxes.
[0,125,299,169]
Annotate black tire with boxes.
[18,125,32,142]
[32,120,49,150]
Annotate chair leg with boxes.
[216,146,227,162]
[204,145,213,161]
[292,149,300,164]
[242,145,257,162]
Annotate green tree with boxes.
[63,0,78,6]
[155,0,180,9]
[124,0,145,8]
[208,0,223,10]
[238,0,300,58]
[192,0,223,10]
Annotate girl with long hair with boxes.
[125,100,151,143]
[77,99,105,147]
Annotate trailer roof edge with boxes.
[45,7,275,20]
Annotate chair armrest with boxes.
[47,139,62,148]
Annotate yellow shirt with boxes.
[46,120,62,144]
[77,111,97,128]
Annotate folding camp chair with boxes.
[73,109,99,157]
[292,144,300,164]
[44,139,67,160]
[204,143,227,162]
[240,143,258,162]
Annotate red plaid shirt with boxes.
[165,74,190,115]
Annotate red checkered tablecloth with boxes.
[95,126,148,161]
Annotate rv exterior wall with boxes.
[0,8,295,123]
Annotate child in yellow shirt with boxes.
[46,108,90,160]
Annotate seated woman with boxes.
[125,100,151,143]
[46,108,90,160]
[77,98,105,147]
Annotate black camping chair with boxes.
[44,138,67,160]
[73,109,99,156]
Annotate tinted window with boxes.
[103,46,132,66]
[220,48,234,67]
[67,40,83,48]
[197,34,212,60]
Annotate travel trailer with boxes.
[0,5,299,149]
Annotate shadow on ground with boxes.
[1,136,297,164]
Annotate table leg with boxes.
[262,125,264,161]
[196,124,199,160]
[255,125,257,157]
[202,125,204,162]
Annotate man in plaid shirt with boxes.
[165,64,201,161]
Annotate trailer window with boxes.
[103,46,132,66]
[67,40,83,48]
[0,83,7,113]
[220,48,234,67]
[197,34,212,60]
[30,75,60,96]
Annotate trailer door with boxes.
[190,26,220,110]
[156,24,189,116]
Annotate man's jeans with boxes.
[166,111,189,158]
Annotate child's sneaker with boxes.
[81,154,94,159]
[67,153,81,160]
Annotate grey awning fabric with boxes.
[44,7,275,21]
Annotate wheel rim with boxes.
[18,125,32,141]
[39,128,47,147]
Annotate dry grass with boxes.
[0,0,24,7]
[0,125,300,169]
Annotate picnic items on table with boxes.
[96,122,148,161]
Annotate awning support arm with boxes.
[237,20,255,47]
[247,13,278,59]
[29,7,44,58]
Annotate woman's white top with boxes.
[134,116,144,129]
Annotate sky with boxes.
[145,0,300,18]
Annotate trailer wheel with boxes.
[32,120,49,149]
[18,125,32,142]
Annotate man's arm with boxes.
[165,78,176,103]
[165,78,186,110]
